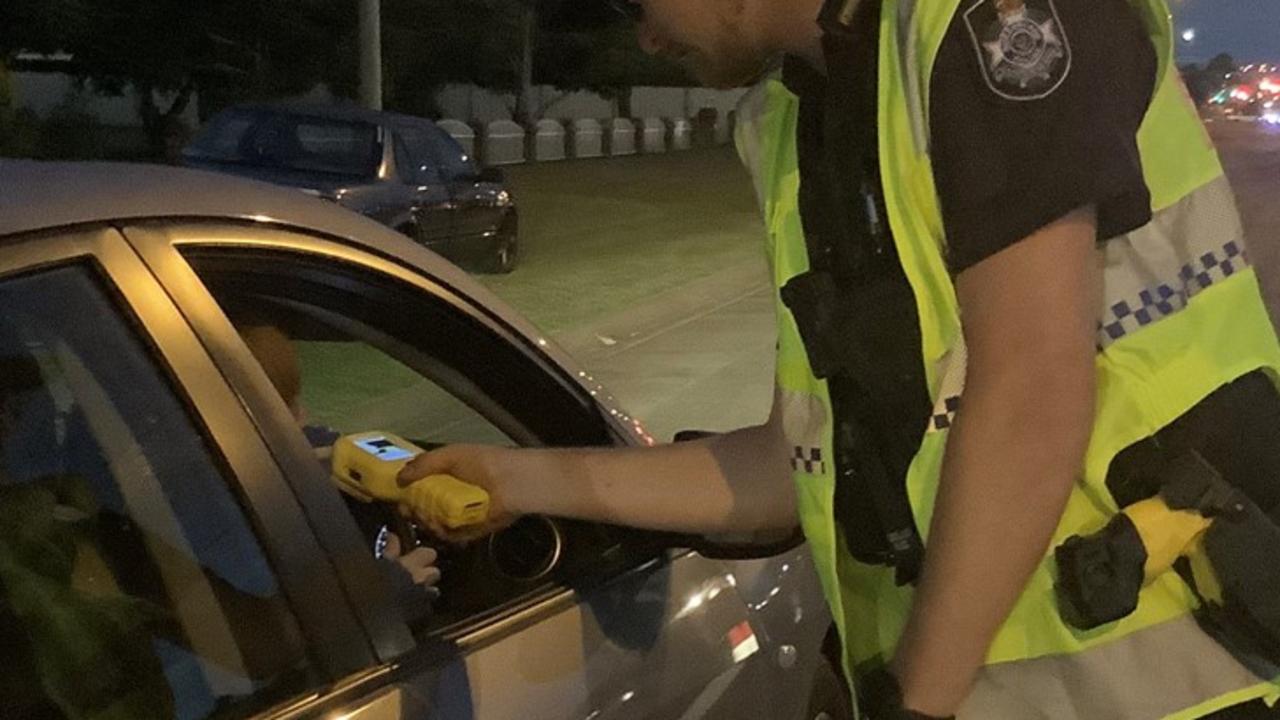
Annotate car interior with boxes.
[184,248,662,641]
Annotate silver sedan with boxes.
[0,161,848,720]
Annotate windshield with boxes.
[185,110,382,178]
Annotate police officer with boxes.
[400,0,1280,717]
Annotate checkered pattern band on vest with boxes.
[1098,241,1249,348]
[929,395,961,432]
[791,446,827,474]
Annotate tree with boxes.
[383,0,544,122]
[1,0,357,157]
[1206,53,1237,80]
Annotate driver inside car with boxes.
[236,324,442,620]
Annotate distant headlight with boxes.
[494,190,513,208]
[1264,112,1280,126]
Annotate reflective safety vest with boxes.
[735,1,1280,717]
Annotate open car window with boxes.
[181,248,612,450]
[179,244,646,639]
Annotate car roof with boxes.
[0,159,503,337]
[217,102,442,132]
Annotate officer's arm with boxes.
[891,207,1099,717]
[399,387,797,536]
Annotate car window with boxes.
[404,124,474,182]
[391,131,429,186]
[186,110,381,179]
[184,249,612,451]
[392,129,441,186]
[181,246,644,639]
[0,264,316,720]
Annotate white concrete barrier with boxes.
[571,118,604,158]
[482,120,525,166]
[671,118,693,151]
[609,118,637,156]
[436,119,476,159]
[533,119,566,161]
[640,117,666,154]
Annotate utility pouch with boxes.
[782,268,928,584]
[834,415,924,585]
[780,268,927,400]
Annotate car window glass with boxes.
[393,129,441,185]
[183,247,638,638]
[0,264,315,720]
[183,111,255,161]
[406,125,473,182]
[391,132,417,185]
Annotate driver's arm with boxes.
[399,387,797,536]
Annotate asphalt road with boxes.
[1211,120,1280,322]
[520,121,1280,442]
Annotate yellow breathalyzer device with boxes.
[331,431,491,529]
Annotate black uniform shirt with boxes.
[930,0,1158,272]
[786,0,1159,276]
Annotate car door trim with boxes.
[121,223,419,664]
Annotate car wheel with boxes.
[806,657,855,720]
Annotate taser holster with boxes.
[1054,449,1280,675]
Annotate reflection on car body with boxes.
[0,160,848,720]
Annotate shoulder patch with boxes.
[962,0,1071,101]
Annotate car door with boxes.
[124,220,809,720]
[406,124,507,243]
[0,226,398,720]
[391,128,457,246]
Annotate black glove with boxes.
[858,668,955,720]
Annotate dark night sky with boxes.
[1172,0,1280,63]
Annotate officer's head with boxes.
[605,0,794,88]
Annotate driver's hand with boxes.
[382,534,442,588]
[397,444,518,544]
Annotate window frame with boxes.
[122,221,676,661]
[0,226,387,686]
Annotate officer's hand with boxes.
[382,534,442,588]
[397,444,519,544]
[859,669,955,720]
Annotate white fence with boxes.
[443,112,729,167]
[482,120,526,166]
[533,119,566,162]
[609,118,637,156]
[571,119,604,159]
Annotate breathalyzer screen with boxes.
[354,436,415,462]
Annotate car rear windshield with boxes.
[186,110,381,178]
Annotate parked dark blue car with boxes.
[183,104,519,273]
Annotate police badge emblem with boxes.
[963,0,1071,100]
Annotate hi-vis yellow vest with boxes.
[735,1,1280,717]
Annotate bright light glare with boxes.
[1181,28,1196,42]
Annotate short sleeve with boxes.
[928,0,1158,273]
